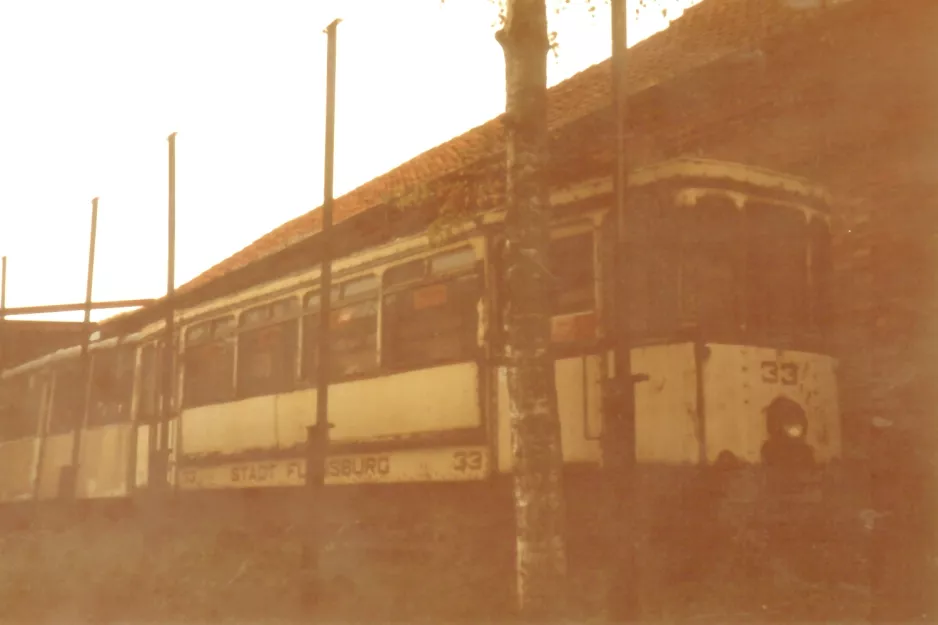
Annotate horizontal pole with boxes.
[0,298,155,317]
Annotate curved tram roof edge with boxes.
[0,158,834,380]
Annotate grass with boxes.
[0,475,875,624]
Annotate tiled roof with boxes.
[171,0,829,299]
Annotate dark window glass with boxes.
[183,317,235,408]
[238,320,298,398]
[342,275,379,299]
[550,233,595,317]
[88,346,135,426]
[384,260,425,287]
[49,361,84,435]
[238,298,299,398]
[138,341,162,423]
[430,247,477,275]
[638,193,682,337]
[305,292,321,313]
[746,202,808,340]
[302,276,379,383]
[681,195,742,335]
[302,311,320,382]
[0,374,42,441]
[626,194,652,336]
[241,305,269,327]
[330,299,379,377]
[187,323,211,343]
[384,271,481,369]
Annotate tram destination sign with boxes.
[176,445,490,490]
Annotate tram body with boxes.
[0,158,839,509]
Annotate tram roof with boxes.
[101,0,867,332]
[148,1,838,300]
[628,158,833,203]
[551,157,833,210]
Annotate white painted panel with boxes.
[633,343,701,465]
[181,362,481,458]
[178,445,490,490]
[276,362,481,448]
[182,396,279,456]
[37,433,72,500]
[497,354,605,472]
[703,345,841,464]
[77,423,133,498]
[0,437,39,502]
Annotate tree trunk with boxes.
[496,0,568,619]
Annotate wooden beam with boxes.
[1,299,155,317]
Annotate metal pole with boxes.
[606,0,639,621]
[154,131,177,492]
[303,18,339,605]
[67,197,98,498]
[315,19,339,453]
[0,256,6,373]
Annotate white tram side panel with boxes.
[0,371,46,502]
[632,343,702,465]
[176,237,491,490]
[702,345,841,465]
[495,344,701,472]
[64,341,137,499]
[495,354,606,470]
[75,422,135,498]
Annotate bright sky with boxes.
[0,0,700,323]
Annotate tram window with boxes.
[302,295,321,382]
[630,193,681,337]
[625,195,651,335]
[138,342,161,422]
[550,232,595,316]
[430,247,477,275]
[238,298,299,398]
[810,219,832,337]
[88,346,135,426]
[746,203,809,339]
[0,375,40,441]
[383,248,481,369]
[302,276,380,383]
[681,196,741,334]
[49,361,84,435]
[183,317,235,409]
[330,299,379,376]
[342,275,379,299]
[385,259,425,288]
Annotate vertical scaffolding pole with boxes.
[66,197,98,498]
[303,18,340,604]
[606,0,640,621]
[154,132,178,493]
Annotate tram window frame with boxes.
[679,194,743,338]
[382,246,482,371]
[88,345,136,427]
[182,316,236,409]
[745,201,810,344]
[550,231,596,316]
[301,275,380,384]
[0,374,41,441]
[137,341,162,423]
[627,189,683,341]
[49,360,85,435]
[237,297,300,399]
[548,230,598,347]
